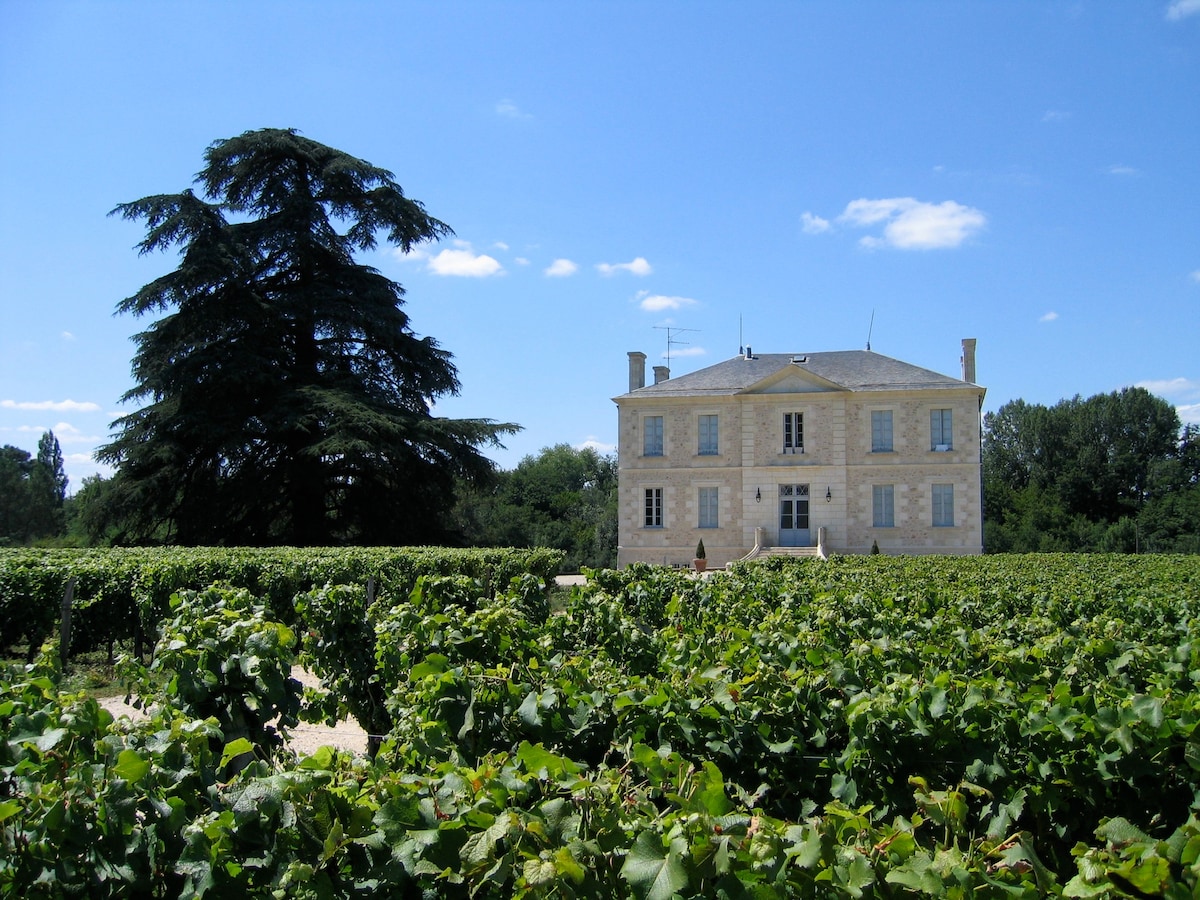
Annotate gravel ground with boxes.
[98,667,368,757]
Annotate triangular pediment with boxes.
[741,364,845,395]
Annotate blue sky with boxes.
[2,1,1198,491]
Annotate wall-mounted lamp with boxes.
[755,487,761,503]
[825,487,832,503]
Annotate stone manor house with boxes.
[613,340,986,567]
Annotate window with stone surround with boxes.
[871,410,893,452]
[644,487,663,527]
[643,415,664,456]
[930,409,953,451]
[932,483,954,526]
[698,486,718,528]
[698,414,718,455]
[872,484,895,527]
[783,412,804,454]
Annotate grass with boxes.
[3,642,147,699]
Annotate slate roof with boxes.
[615,350,980,400]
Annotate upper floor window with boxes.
[872,484,895,527]
[643,415,664,456]
[932,483,954,526]
[871,410,893,452]
[698,486,718,528]
[698,415,718,455]
[783,412,804,454]
[644,487,663,527]
[930,409,953,451]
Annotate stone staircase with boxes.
[753,546,823,559]
[738,527,829,562]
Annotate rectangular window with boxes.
[643,415,664,456]
[698,487,718,528]
[932,484,954,527]
[783,412,804,453]
[872,485,895,527]
[871,410,893,452]
[930,409,953,451]
[698,415,718,455]
[644,487,663,527]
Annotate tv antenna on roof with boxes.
[654,325,699,369]
[866,309,875,351]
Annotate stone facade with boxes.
[613,342,986,566]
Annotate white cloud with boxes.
[50,422,102,443]
[576,436,616,454]
[1166,0,1200,21]
[492,241,509,252]
[496,98,532,120]
[1189,270,1200,283]
[544,258,578,277]
[14,422,99,443]
[638,294,697,312]
[61,331,76,341]
[668,346,706,358]
[1107,164,1139,176]
[514,257,530,266]
[2,399,101,412]
[426,248,504,277]
[402,241,505,277]
[1039,311,1059,323]
[597,257,652,277]
[838,197,987,250]
[801,212,831,234]
[1136,377,1200,425]
[1136,377,1200,399]
[1042,109,1071,123]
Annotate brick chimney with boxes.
[628,351,646,391]
[653,365,670,384]
[961,338,977,384]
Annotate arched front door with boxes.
[779,483,811,547]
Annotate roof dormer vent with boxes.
[790,355,808,364]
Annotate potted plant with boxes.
[693,539,707,573]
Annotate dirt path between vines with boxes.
[96,576,591,757]
[98,667,368,756]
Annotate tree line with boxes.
[18,443,618,572]
[982,388,1199,553]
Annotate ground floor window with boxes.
[872,484,894,527]
[644,487,663,527]
[932,483,954,526]
[698,486,718,527]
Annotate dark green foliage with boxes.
[983,388,1198,552]
[100,128,517,546]
[0,545,564,661]
[0,446,32,546]
[451,443,618,571]
[62,474,144,547]
[0,432,68,546]
[123,585,302,766]
[26,433,67,539]
[6,555,1200,896]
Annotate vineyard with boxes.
[3,552,1200,897]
